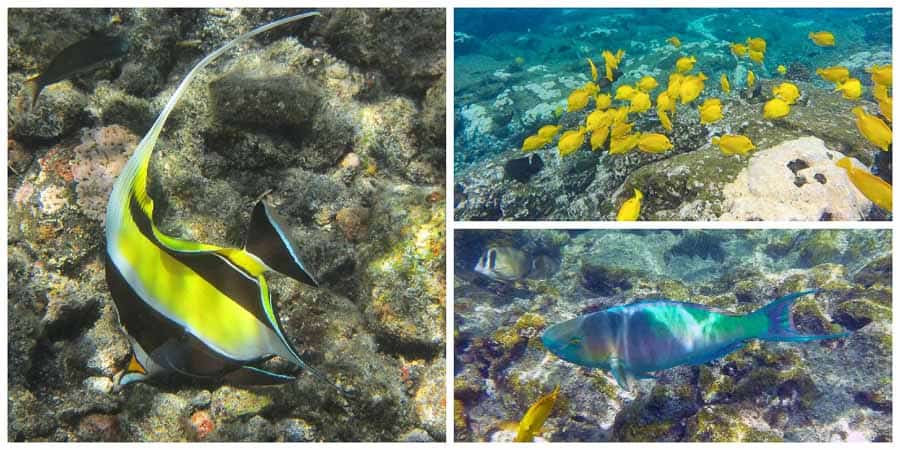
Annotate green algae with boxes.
[686,405,783,442]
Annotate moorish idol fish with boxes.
[542,290,850,390]
[104,12,338,388]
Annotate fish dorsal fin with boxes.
[245,200,319,287]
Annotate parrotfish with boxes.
[25,35,130,109]
[104,12,339,389]
[542,290,849,390]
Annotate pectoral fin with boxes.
[609,359,632,391]
[245,200,318,287]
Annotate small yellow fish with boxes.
[720,73,730,93]
[835,78,862,100]
[595,93,613,110]
[558,127,587,157]
[873,84,892,122]
[748,50,764,64]
[676,56,697,73]
[763,98,791,120]
[808,31,835,47]
[637,75,659,92]
[836,157,892,212]
[615,84,637,101]
[514,385,561,443]
[586,110,612,131]
[730,43,748,57]
[658,109,673,132]
[746,37,767,53]
[616,188,643,221]
[667,73,684,100]
[698,97,723,124]
[609,132,640,155]
[629,91,652,113]
[567,88,591,112]
[587,58,599,82]
[611,121,634,139]
[867,64,892,87]
[667,36,682,48]
[602,49,624,82]
[816,66,850,84]
[852,106,892,151]
[537,125,561,139]
[612,106,630,124]
[747,70,756,89]
[522,135,548,152]
[678,73,707,105]
[582,81,600,95]
[590,125,610,151]
[638,133,673,153]
[712,134,755,156]
[656,91,675,113]
[777,65,787,75]
[772,82,801,105]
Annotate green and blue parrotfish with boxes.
[103,12,335,389]
[542,290,849,390]
[25,35,130,109]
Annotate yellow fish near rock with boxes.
[720,73,730,93]
[667,73,684,100]
[615,84,638,101]
[748,50,765,64]
[616,188,643,221]
[873,84,892,122]
[602,49,625,82]
[637,75,659,92]
[678,73,707,105]
[558,127,587,157]
[730,43,748,57]
[808,31,835,47]
[513,385,561,442]
[656,91,675,113]
[698,98,723,124]
[587,58,599,82]
[595,93,613,110]
[611,121,634,139]
[567,88,591,112]
[609,132,640,155]
[836,157,892,212]
[746,37,767,53]
[638,133,673,153]
[712,134,755,155]
[867,64,892,87]
[777,65,787,75]
[658,109,673,132]
[586,109,613,131]
[591,125,610,151]
[747,70,756,89]
[816,66,850,84]
[538,124,561,139]
[852,106,892,151]
[629,91,652,113]
[763,98,791,120]
[522,135,549,152]
[676,56,697,73]
[667,36,682,48]
[835,78,863,100]
[773,82,801,105]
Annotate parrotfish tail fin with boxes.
[245,200,319,287]
[24,76,41,111]
[222,365,297,386]
[754,290,850,342]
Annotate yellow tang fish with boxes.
[522,135,549,152]
[808,31,835,47]
[667,36,682,48]
[637,133,673,153]
[595,93,613,110]
[746,37,767,53]
[867,64,892,87]
[747,70,756,88]
[777,65,787,75]
[591,125,610,151]
[612,106,630,124]
[587,57,599,82]
[558,127,587,157]
[730,43,748,57]
[835,78,862,100]
[773,82,801,105]
[567,88,591,112]
[616,188,643,221]
[852,106,892,151]
[615,84,637,101]
[514,385,561,442]
[873,84,892,122]
[586,109,612,131]
[836,157,892,212]
[748,50,764,64]
[678,73,707,105]
[667,73,684,100]
[658,109,673,132]
[611,121,634,139]
[816,66,850,84]
[637,75,659,92]
[629,91,652,113]
[602,49,624,82]
[609,132,640,155]
[537,124,561,139]
[656,91,675,113]
[698,97,723,124]
[763,98,791,120]
[720,73,730,93]
[712,134,755,155]
[582,81,600,95]
[676,56,697,73]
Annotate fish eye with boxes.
[569,337,581,345]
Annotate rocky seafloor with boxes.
[453,9,891,221]
[454,230,891,442]
[8,8,445,442]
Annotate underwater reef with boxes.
[454,230,891,442]
[453,9,891,221]
[8,8,445,442]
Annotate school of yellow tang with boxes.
[517,29,892,219]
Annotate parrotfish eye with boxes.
[569,337,581,345]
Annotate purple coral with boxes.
[70,125,138,222]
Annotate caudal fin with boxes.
[754,290,850,342]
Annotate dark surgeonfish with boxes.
[25,35,130,108]
[542,290,849,390]
[104,12,337,389]
[474,246,558,282]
